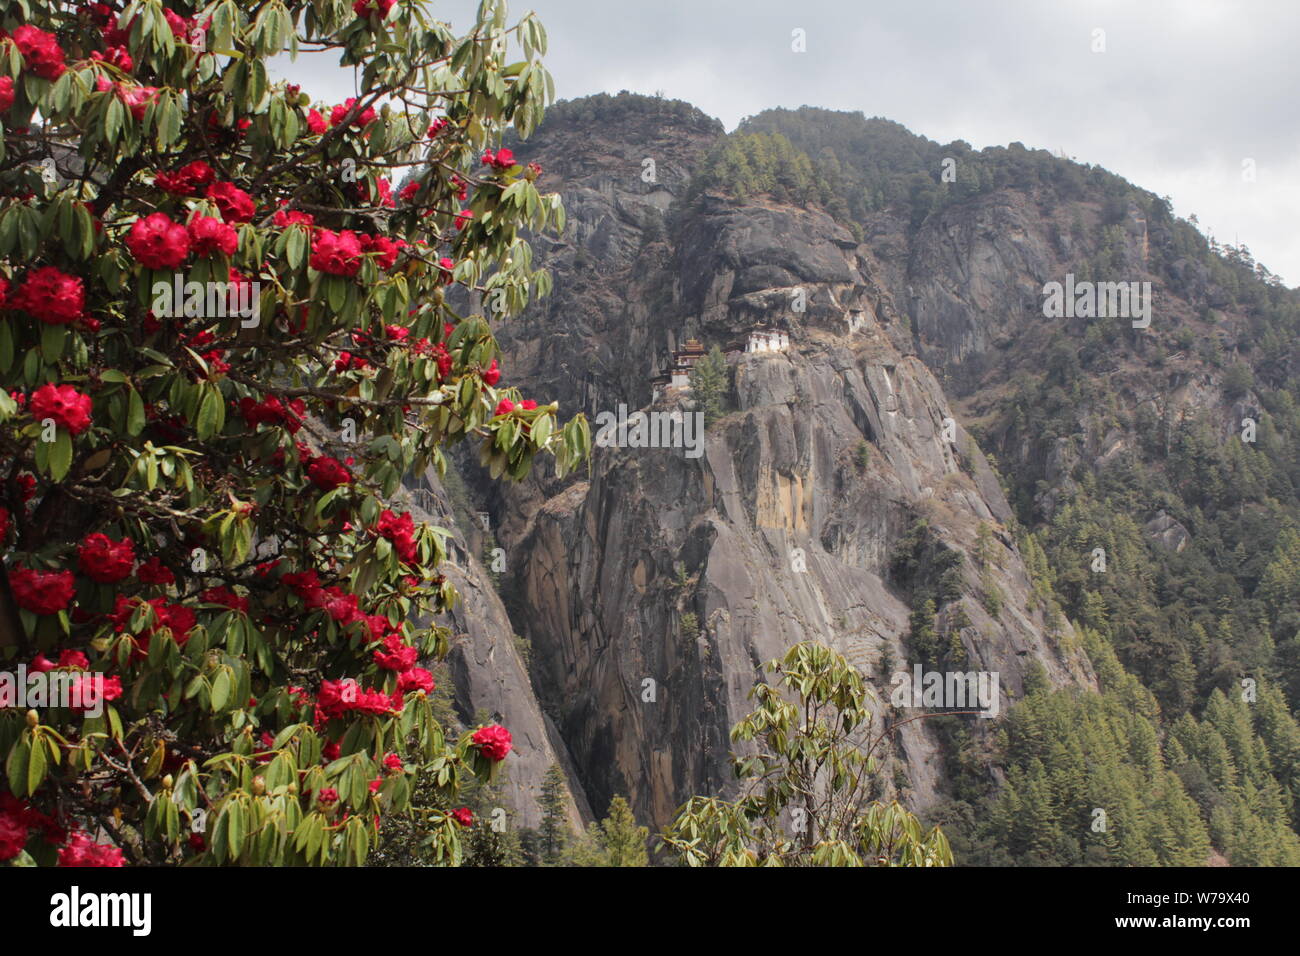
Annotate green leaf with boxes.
[49,430,73,483]
[210,668,232,712]
[6,736,31,797]
[126,387,146,436]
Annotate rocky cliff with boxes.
[440,95,1102,830]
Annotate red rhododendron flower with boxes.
[13,25,66,80]
[16,474,36,502]
[240,395,305,433]
[306,108,326,134]
[30,383,93,435]
[206,181,255,222]
[0,814,27,861]
[482,359,501,386]
[307,456,352,490]
[11,267,85,325]
[520,399,538,411]
[494,398,515,416]
[155,160,215,196]
[353,0,395,18]
[451,807,473,827]
[9,567,76,616]
[375,509,418,563]
[360,233,398,270]
[273,205,314,227]
[374,633,418,672]
[187,214,239,257]
[58,832,125,867]
[383,752,404,772]
[90,44,133,72]
[396,667,434,696]
[454,209,473,230]
[136,556,176,585]
[330,98,376,128]
[481,147,516,171]
[399,180,420,203]
[310,229,363,276]
[316,788,338,805]
[201,587,249,613]
[78,533,136,583]
[111,81,160,120]
[472,724,513,762]
[126,212,191,269]
[0,77,15,113]
[68,674,123,713]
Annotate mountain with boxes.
[427,93,1300,865]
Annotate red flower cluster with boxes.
[451,807,473,827]
[397,667,434,695]
[95,75,159,120]
[78,533,136,583]
[90,45,133,72]
[187,214,238,257]
[12,25,66,80]
[206,181,255,222]
[373,632,418,672]
[201,587,249,613]
[109,595,197,647]
[126,212,191,269]
[481,147,516,171]
[240,395,305,433]
[316,679,400,721]
[0,794,66,860]
[11,267,85,325]
[310,229,363,276]
[30,649,90,672]
[353,0,395,18]
[306,108,327,134]
[472,724,513,762]
[9,567,75,616]
[30,383,93,435]
[0,77,14,113]
[375,509,418,563]
[482,358,501,386]
[136,557,175,585]
[361,233,398,270]
[58,831,125,867]
[307,455,352,490]
[330,98,376,128]
[68,673,123,714]
[273,205,314,228]
[155,160,215,196]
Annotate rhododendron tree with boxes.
[0,0,584,867]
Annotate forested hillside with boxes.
[684,104,1300,865]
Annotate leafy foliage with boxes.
[0,0,587,867]
[662,642,951,867]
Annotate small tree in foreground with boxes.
[661,642,952,866]
[0,0,587,867]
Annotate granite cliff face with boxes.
[437,97,1104,830]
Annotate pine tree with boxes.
[538,764,570,865]
[690,345,729,429]
[600,796,649,866]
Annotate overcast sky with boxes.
[288,0,1300,285]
